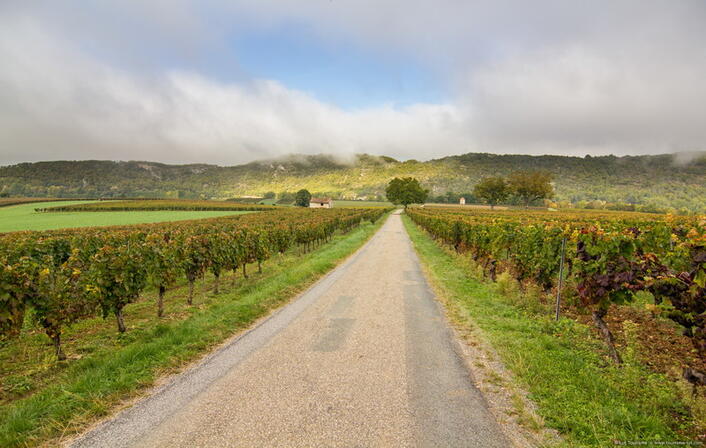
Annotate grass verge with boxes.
[0,215,388,447]
[402,214,698,447]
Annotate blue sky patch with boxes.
[229,24,446,109]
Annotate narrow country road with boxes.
[70,212,510,448]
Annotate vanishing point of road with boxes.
[71,212,510,448]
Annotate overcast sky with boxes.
[1,0,705,165]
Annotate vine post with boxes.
[554,237,567,321]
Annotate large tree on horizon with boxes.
[473,176,509,209]
[507,170,554,208]
[294,189,311,207]
[385,177,428,209]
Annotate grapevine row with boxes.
[0,208,389,359]
[407,207,705,364]
[35,199,276,212]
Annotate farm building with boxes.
[459,197,466,205]
[310,197,334,208]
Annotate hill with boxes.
[1,152,704,211]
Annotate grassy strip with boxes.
[402,215,696,447]
[0,216,387,447]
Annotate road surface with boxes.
[71,212,510,447]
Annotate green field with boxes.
[0,201,251,233]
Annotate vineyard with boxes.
[0,198,91,208]
[407,207,705,375]
[35,199,276,212]
[0,207,389,361]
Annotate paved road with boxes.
[71,212,510,448]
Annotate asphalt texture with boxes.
[70,212,511,447]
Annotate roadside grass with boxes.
[402,215,697,447]
[0,215,387,447]
[0,201,251,232]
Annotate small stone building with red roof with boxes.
[309,197,334,208]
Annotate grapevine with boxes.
[407,207,705,369]
[0,207,390,358]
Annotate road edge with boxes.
[401,213,562,448]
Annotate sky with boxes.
[1,0,705,165]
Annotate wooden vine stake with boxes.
[554,237,567,321]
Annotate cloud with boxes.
[0,15,469,164]
[464,45,706,154]
[1,1,705,165]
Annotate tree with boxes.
[507,171,554,208]
[443,191,461,204]
[263,191,276,199]
[294,189,312,207]
[385,177,428,209]
[278,191,295,203]
[473,177,509,209]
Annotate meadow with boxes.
[0,201,252,233]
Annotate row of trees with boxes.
[384,171,553,209]
[430,191,477,204]
[473,171,554,209]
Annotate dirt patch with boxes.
[570,304,705,379]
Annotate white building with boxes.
[310,197,334,208]
[459,197,466,205]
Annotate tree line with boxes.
[472,171,553,208]
[2,154,703,212]
[384,171,554,209]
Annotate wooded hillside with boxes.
[1,152,704,211]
